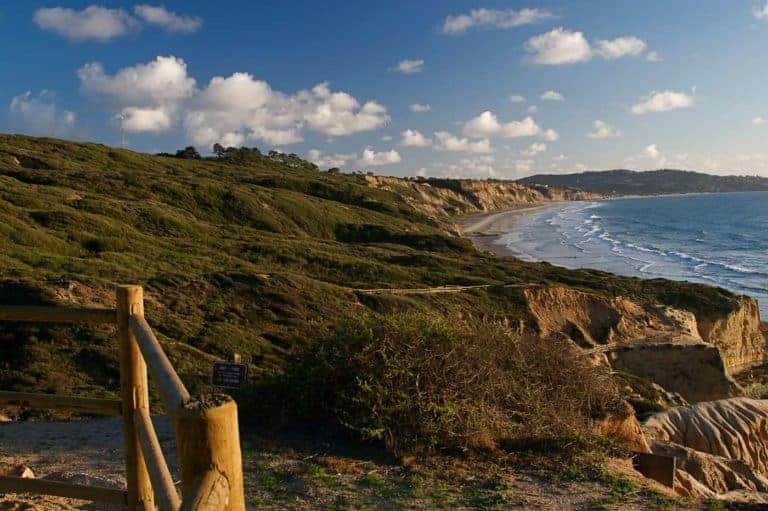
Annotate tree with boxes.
[175,146,201,159]
[213,143,226,158]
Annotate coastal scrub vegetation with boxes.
[240,312,625,456]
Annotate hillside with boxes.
[0,135,745,401]
[518,169,768,196]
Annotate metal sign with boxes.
[211,362,248,389]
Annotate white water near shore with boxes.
[466,193,768,317]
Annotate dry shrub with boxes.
[273,312,623,456]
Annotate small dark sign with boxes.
[211,362,248,389]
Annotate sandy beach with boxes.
[458,203,560,256]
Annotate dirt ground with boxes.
[0,415,707,510]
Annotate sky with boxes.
[2,1,768,178]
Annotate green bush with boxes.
[244,313,624,456]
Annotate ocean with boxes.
[497,191,768,317]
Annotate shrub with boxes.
[245,313,624,456]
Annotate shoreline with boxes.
[457,202,567,257]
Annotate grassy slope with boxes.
[0,135,740,403]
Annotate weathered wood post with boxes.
[117,285,155,510]
[176,395,245,511]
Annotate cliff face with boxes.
[644,398,768,500]
[522,287,765,403]
[363,175,601,220]
[698,297,767,372]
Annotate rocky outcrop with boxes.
[644,398,768,499]
[698,297,767,373]
[608,344,741,403]
[522,286,765,403]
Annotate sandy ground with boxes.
[457,204,558,257]
[0,416,176,510]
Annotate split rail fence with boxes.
[0,285,245,510]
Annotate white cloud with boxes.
[442,8,552,35]
[513,159,534,174]
[433,131,492,153]
[410,103,431,112]
[134,5,201,33]
[34,4,201,41]
[78,55,196,134]
[754,1,768,20]
[118,107,170,132]
[646,51,661,62]
[553,154,567,161]
[463,111,541,138]
[753,116,766,126]
[79,56,196,107]
[79,56,390,145]
[416,167,428,177]
[525,28,649,65]
[540,128,559,141]
[587,120,621,139]
[393,59,424,74]
[307,149,355,168]
[358,147,401,166]
[438,156,497,179]
[400,129,431,147]
[540,90,564,101]
[9,91,76,137]
[527,105,538,114]
[381,135,393,141]
[522,142,547,156]
[594,36,646,60]
[644,144,665,165]
[631,90,695,114]
[525,28,592,65]
[509,94,526,103]
[34,6,137,41]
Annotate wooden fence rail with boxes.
[0,285,245,510]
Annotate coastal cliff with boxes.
[363,174,601,220]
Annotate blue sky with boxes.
[2,1,768,178]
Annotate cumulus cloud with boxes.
[631,90,695,114]
[540,128,559,141]
[307,149,355,168]
[410,103,431,112]
[446,156,497,178]
[522,142,547,156]
[463,111,541,139]
[134,4,201,33]
[753,116,766,126]
[400,129,431,147]
[442,8,552,35]
[34,4,201,41]
[587,120,621,139]
[509,94,526,103]
[358,147,401,166]
[527,105,538,114]
[433,131,492,153]
[78,56,390,145]
[646,51,661,62]
[754,1,768,20]
[525,28,650,65]
[393,59,424,74]
[8,91,76,137]
[34,6,137,41]
[540,90,564,101]
[78,55,196,134]
[594,36,646,59]
[525,28,593,65]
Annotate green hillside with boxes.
[0,135,738,410]
[518,168,768,196]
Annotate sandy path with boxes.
[0,417,176,510]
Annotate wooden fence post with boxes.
[117,285,155,511]
[176,396,245,511]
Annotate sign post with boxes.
[211,353,248,389]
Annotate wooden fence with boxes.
[0,285,245,510]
